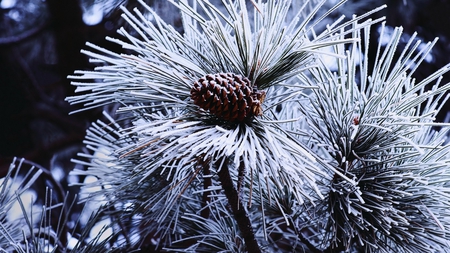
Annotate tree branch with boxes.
[216,157,261,253]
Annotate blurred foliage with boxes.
[0,0,49,41]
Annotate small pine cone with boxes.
[190,73,266,122]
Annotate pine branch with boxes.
[298,21,450,252]
[64,0,392,251]
[216,157,261,253]
[199,156,212,219]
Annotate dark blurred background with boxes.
[0,0,449,246]
[0,0,185,172]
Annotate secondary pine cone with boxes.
[191,73,266,122]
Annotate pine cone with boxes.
[190,73,266,122]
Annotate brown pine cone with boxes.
[190,73,266,122]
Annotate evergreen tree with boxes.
[1,0,450,252]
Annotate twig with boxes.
[200,156,211,219]
[216,157,261,253]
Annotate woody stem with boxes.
[216,157,261,253]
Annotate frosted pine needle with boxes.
[299,23,450,252]
[65,0,387,251]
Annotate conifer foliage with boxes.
[1,0,450,252]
